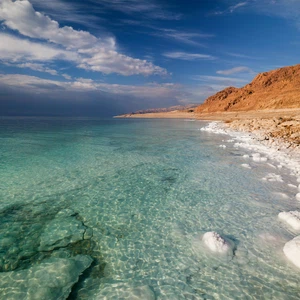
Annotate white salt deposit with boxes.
[200,122,300,178]
[283,236,300,269]
[262,173,283,182]
[252,153,268,162]
[278,211,300,230]
[296,193,300,201]
[241,164,251,169]
[243,154,250,158]
[219,145,226,148]
[288,184,298,189]
[202,232,233,254]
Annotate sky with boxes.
[0,0,300,117]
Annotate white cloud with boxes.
[0,33,78,62]
[15,63,58,76]
[216,1,300,29]
[216,66,252,75]
[163,52,216,61]
[62,74,72,80]
[229,2,248,13]
[90,0,182,20]
[152,28,214,46]
[192,75,248,83]
[0,0,167,76]
[0,74,181,98]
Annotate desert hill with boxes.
[196,64,300,113]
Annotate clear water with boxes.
[0,117,300,299]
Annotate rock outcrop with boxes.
[196,64,300,113]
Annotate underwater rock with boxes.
[283,236,300,269]
[95,283,155,300]
[202,232,233,255]
[0,255,93,300]
[278,211,300,230]
[39,209,87,251]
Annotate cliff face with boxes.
[196,64,300,113]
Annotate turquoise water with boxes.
[0,117,300,299]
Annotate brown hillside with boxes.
[196,64,300,113]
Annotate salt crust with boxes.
[200,122,300,177]
[262,173,283,182]
[241,164,251,169]
[202,232,233,254]
[278,211,300,230]
[283,236,300,269]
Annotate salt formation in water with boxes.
[241,164,251,169]
[288,184,298,189]
[0,255,92,300]
[296,193,300,201]
[278,211,300,230]
[262,173,283,182]
[252,153,268,162]
[39,209,91,251]
[95,283,155,300]
[283,236,300,269]
[202,232,233,254]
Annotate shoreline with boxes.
[200,120,300,268]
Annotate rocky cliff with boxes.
[196,64,300,113]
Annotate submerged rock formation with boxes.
[0,255,93,300]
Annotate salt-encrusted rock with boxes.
[283,236,300,269]
[39,209,88,251]
[0,255,93,300]
[202,232,233,254]
[262,173,283,182]
[278,211,300,230]
[252,153,268,162]
[296,193,300,201]
[241,163,251,169]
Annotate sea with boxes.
[0,117,299,299]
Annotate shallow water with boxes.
[0,117,300,299]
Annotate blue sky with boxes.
[0,0,300,116]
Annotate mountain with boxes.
[196,64,300,113]
[126,104,198,115]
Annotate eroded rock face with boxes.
[39,209,89,252]
[196,64,300,113]
[202,232,234,255]
[283,236,300,269]
[0,255,93,300]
